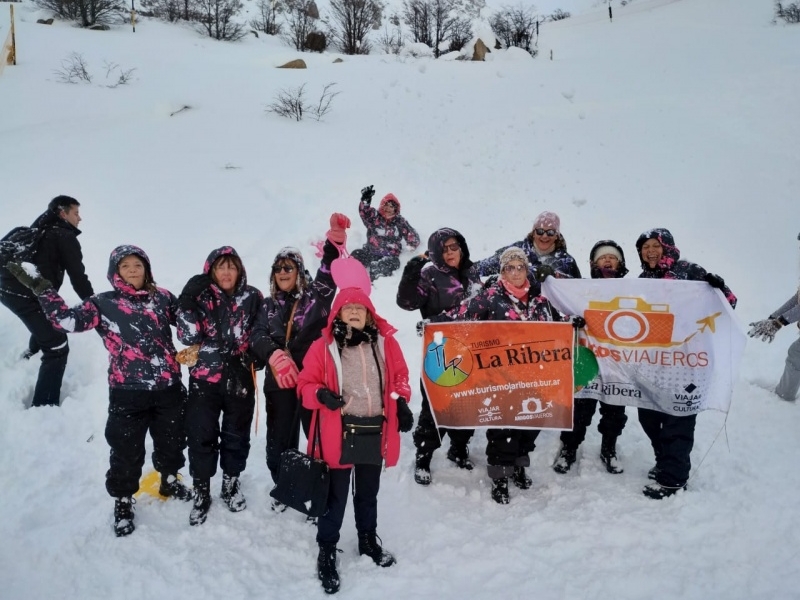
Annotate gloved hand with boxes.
[179,274,212,310]
[268,350,299,388]
[396,397,414,433]
[405,255,429,274]
[416,319,430,337]
[361,185,375,205]
[534,264,554,283]
[748,319,782,343]
[317,387,346,410]
[4,262,53,296]
[571,316,586,329]
[326,212,351,245]
[705,272,726,289]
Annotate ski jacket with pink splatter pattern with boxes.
[38,245,182,390]
[358,195,420,258]
[636,228,737,309]
[455,276,564,323]
[176,246,263,385]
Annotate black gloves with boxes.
[396,397,414,432]
[534,264,554,283]
[704,272,725,290]
[571,316,586,329]
[361,185,375,205]
[179,274,212,310]
[4,262,53,296]
[317,387,346,410]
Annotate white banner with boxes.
[543,278,746,415]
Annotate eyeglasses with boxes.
[534,228,557,237]
[272,265,295,274]
[342,304,367,313]
[502,264,527,273]
[443,242,461,253]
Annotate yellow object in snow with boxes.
[135,469,169,501]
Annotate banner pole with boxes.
[9,4,16,65]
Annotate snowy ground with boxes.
[1,0,799,598]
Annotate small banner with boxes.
[543,278,746,415]
[420,321,575,430]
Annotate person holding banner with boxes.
[635,228,736,499]
[297,282,413,594]
[250,214,347,511]
[747,234,800,402]
[397,227,483,485]
[456,247,565,504]
[553,240,630,475]
[475,210,581,281]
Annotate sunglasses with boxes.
[443,242,461,253]
[534,228,557,237]
[272,265,295,274]
[502,264,527,273]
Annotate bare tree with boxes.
[140,0,182,22]
[489,3,538,53]
[266,82,339,121]
[548,8,570,21]
[402,0,433,47]
[34,0,123,27]
[377,13,403,54]
[446,14,471,52]
[776,2,800,23]
[250,0,283,35]
[329,0,381,55]
[283,0,320,50]
[194,0,246,40]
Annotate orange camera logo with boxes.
[584,297,674,345]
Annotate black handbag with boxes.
[340,414,385,466]
[269,409,330,518]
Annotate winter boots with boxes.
[221,474,246,512]
[189,479,211,526]
[647,466,661,481]
[491,477,509,504]
[511,466,532,490]
[446,444,474,471]
[159,473,194,500]
[553,445,577,474]
[358,531,396,567]
[317,543,341,594]
[600,436,624,475]
[643,482,686,500]
[113,496,135,537]
[414,451,432,486]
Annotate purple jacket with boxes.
[38,245,181,390]
[176,246,263,385]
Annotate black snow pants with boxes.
[638,408,697,487]
[265,387,312,484]
[412,380,474,457]
[559,398,628,450]
[351,247,400,281]
[485,428,541,479]
[104,385,187,498]
[186,366,255,481]
[0,287,69,407]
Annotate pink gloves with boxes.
[269,350,299,389]
[327,212,351,245]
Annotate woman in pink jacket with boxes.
[297,285,413,595]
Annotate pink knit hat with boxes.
[533,211,561,233]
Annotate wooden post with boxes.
[8,4,16,65]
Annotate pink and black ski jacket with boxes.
[38,245,181,390]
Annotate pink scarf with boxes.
[500,277,530,302]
